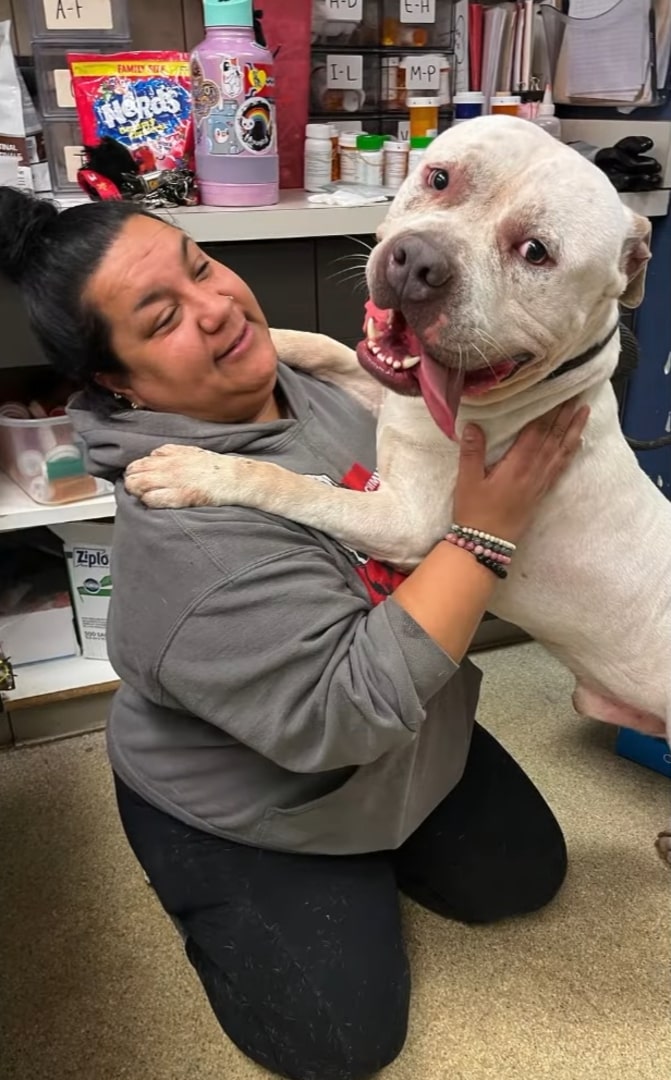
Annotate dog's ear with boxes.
[619,210,652,309]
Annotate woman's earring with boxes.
[113,391,139,410]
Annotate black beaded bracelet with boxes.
[444,523,516,580]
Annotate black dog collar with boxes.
[544,322,620,382]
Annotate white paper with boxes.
[54,68,75,109]
[565,0,648,101]
[64,144,85,183]
[0,155,19,187]
[403,54,442,91]
[42,0,113,32]
[325,0,363,21]
[400,0,436,24]
[326,54,363,89]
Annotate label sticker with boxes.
[221,56,244,99]
[326,54,363,90]
[404,55,441,91]
[400,0,436,23]
[235,97,274,153]
[207,105,241,155]
[397,120,410,140]
[244,62,274,98]
[43,0,114,32]
[54,68,75,109]
[326,0,363,20]
[64,144,85,183]
[191,57,221,125]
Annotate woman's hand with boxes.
[453,398,590,544]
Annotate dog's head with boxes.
[360,116,651,438]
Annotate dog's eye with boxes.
[427,168,449,192]
[519,239,549,265]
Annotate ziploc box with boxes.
[50,522,114,659]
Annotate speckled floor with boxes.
[0,643,669,1080]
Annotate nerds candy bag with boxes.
[69,52,196,192]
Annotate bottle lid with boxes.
[453,91,485,103]
[338,132,359,147]
[203,0,253,29]
[357,135,385,150]
[492,95,521,105]
[539,83,555,115]
[409,135,434,148]
[407,96,441,109]
[306,123,333,139]
[384,139,410,152]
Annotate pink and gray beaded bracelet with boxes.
[444,524,516,580]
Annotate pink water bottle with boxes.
[190,0,279,206]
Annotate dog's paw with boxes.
[655,830,671,869]
[125,444,248,509]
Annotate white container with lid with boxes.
[304,123,333,192]
[383,140,409,191]
[357,135,384,186]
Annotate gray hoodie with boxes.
[69,363,481,855]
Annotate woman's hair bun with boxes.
[0,187,60,285]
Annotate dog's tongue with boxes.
[417,351,464,440]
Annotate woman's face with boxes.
[87,214,279,423]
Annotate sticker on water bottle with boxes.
[235,97,275,154]
[207,105,242,155]
[191,57,221,125]
[221,57,244,99]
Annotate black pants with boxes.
[114,725,567,1080]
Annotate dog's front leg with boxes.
[270,329,383,416]
[125,445,426,567]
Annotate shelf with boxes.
[3,654,119,710]
[0,473,115,533]
[57,190,392,242]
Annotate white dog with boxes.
[125,117,671,863]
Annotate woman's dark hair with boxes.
[0,187,157,390]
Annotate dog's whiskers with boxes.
[344,235,375,253]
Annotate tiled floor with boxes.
[1,643,669,1080]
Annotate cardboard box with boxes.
[50,522,114,659]
[0,602,78,667]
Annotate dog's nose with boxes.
[386,234,452,304]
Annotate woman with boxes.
[0,188,587,1080]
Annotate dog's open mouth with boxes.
[356,300,519,440]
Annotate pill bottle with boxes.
[407,96,440,139]
[452,91,485,124]
[383,139,409,191]
[329,124,340,181]
[339,131,360,183]
[304,123,333,192]
[408,135,434,172]
[356,134,384,185]
[491,94,521,117]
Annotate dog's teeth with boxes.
[382,353,393,366]
[392,360,402,370]
[367,318,380,341]
[370,343,380,355]
[402,355,420,369]
[387,311,393,327]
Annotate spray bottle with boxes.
[532,84,562,140]
[191,0,279,205]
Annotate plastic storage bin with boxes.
[311,0,379,46]
[380,0,453,49]
[0,411,111,506]
[28,0,130,44]
[311,50,380,114]
[42,117,84,193]
[33,41,130,117]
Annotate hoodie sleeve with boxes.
[156,532,459,774]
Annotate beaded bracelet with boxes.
[444,523,516,580]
